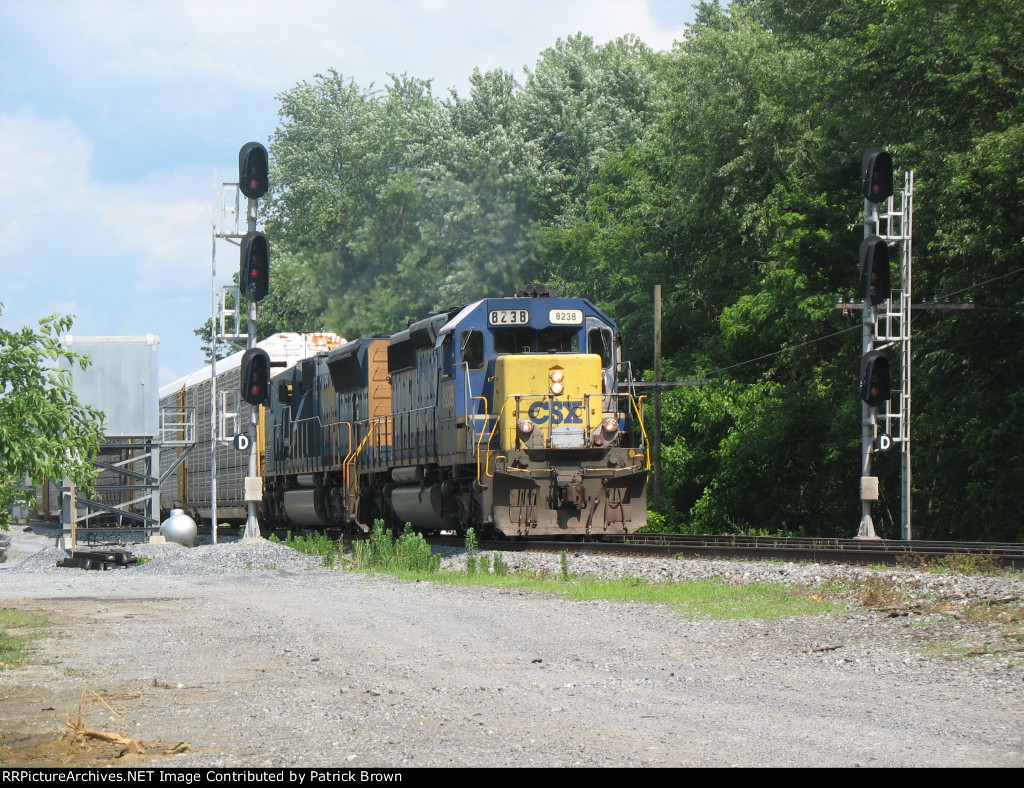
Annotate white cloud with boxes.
[1,0,695,383]
[0,110,93,255]
[0,109,209,290]
[0,108,212,381]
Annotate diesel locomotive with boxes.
[262,286,649,538]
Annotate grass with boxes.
[276,524,836,619]
[895,553,1016,576]
[264,525,1022,625]
[0,609,50,669]
[408,570,839,619]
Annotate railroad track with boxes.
[432,533,1024,570]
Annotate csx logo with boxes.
[527,400,583,425]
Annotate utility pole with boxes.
[653,284,662,508]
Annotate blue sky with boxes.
[0,0,697,385]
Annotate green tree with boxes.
[552,0,1024,539]
[266,71,443,337]
[0,306,105,529]
[411,67,543,306]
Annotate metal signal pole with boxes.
[242,194,262,540]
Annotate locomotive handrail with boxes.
[339,420,367,511]
[470,396,491,457]
[457,362,492,455]
[327,420,353,500]
[477,396,507,484]
[350,417,385,475]
[292,416,325,473]
[633,394,650,469]
[320,419,349,467]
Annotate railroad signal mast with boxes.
[857,148,913,540]
[211,142,271,541]
[237,142,270,539]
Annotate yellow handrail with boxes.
[476,396,511,485]
[633,394,651,469]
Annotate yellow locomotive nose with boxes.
[495,354,602,449]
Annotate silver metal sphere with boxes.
[160,508,198,546]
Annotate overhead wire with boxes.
[640,264,1023,386]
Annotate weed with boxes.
[135,555,150,567]
[282,531,344,569]
[352,522,439,573]
[560,550,570,582]
[0,609,50,669]
[896,553,1012,576]
[465,528,479,575]
[492,553,509,575]
[851,575,907,609]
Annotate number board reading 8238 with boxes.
[548,309,583,325]
[488,309,530,326]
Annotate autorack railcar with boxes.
[158,332,344,523]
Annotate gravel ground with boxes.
[1,524,1022,768]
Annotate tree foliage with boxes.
[0,305,105,528]
[559,0,1024,540]
[243,0,1023,540]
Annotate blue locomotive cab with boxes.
[429,288,649,536]
[436,293,624,452]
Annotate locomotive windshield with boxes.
[493,327,579,355]
[459,325,613,370]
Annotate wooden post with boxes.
[653,285,662,508]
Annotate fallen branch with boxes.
[64,689,145,755]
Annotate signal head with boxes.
[862,147,893,205]
[240,231,270,302]
[240,348,271,406]
[239,142,269,200]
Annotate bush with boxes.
[353,521,440,573]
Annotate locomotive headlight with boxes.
[550,382,564,395]
[517,418,535,435]
[549,369,564,395]
[550,369,564,382]
[602,417,619,434]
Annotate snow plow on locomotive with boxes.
[263,287,649,538]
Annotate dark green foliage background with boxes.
[253,1,1024,541]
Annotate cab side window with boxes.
[461,330,484,370]
[442,336,454,377]
[588,328,613,368]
